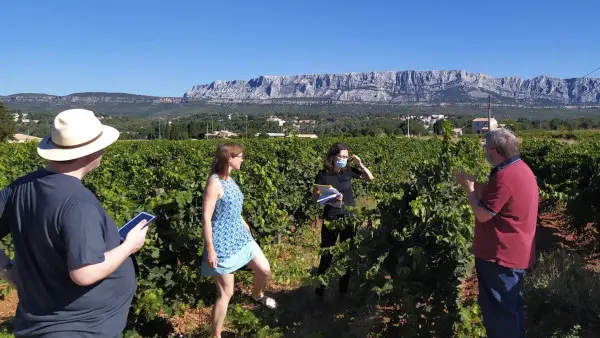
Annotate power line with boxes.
[580,66,600,79]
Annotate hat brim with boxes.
[37,125,120,162]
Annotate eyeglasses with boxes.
[234,154,244,159]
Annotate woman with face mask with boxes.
[311,142,374,298]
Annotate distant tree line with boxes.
[0,102,16,142]
[4,101,600,142]
[500,117,600,131]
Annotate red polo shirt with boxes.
[473,157,539,270]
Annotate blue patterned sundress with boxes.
[201,174,257,276]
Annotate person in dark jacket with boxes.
[312,142,374,297]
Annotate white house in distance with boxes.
[206,130,239,139]
[255,132,318,138]
[12,112,38,124]
[266,116,286,127]
[292,134,318,139]
[472,118,498,134]
[398,114,445,130]
[9,133,42,143]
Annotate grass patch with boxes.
[524,250,600,337]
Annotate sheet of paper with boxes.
[314,184,342,208]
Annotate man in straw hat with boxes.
[0,109,149,337]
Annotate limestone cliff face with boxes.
[184,70,600,105]
[3,70,598,113]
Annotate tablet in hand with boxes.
[118,211,156,241]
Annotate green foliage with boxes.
[520,139,600,230]
[352,123,487,336]
[453,301,486,337]
[453,302,487,338]
[523,250,600,337]
[3,132,594,336]
[0,137,442,333]
[228,304,283,337]
[518,129,600,141]
[0,102,16,142]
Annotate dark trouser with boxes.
[316,217,356,294]
[475,258,526,338]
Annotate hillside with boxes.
[0,92,201,117]
[2,70,600,118]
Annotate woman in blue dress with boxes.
[201,142,277,338]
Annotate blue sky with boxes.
[1,0,597,96]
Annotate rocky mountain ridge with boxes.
[184,70,600,105]
[2,70,599,117]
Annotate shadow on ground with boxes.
[253,283,386,338]
[528,219,600,338]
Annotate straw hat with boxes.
[37,109,120,161]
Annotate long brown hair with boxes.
[210,142,245,178]
[323,142,349,172]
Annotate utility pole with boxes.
[487,95,492,133]
[245,115,248,138]
[407,115,410,137]
[158,119,161,139]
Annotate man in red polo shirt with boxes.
[454,128,538,338]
